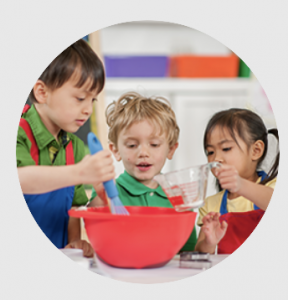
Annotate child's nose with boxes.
[138,145,149,157]
[214,152,224,163]
[83,102,93,116]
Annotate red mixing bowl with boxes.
[69,206,196,269]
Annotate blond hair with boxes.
[106,92,179,147]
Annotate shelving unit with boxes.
[103,77,254,198]
[88,22,276,199]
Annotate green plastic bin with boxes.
[238,59,250,77]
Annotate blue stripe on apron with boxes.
[220,171,268,215]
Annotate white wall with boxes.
[99,21,231,56]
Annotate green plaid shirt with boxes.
[17,104,88,206]
[49,131,70,163]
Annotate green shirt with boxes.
[17,104,88,206]
[91,171,197,251]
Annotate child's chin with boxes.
[136,175,154,182]
[67,126,80,133]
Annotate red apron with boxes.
[217,171,267,254]
[218,209,265,254]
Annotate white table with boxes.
[60,249,229,284]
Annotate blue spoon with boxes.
[87,132,129,215]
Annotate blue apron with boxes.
[220,170,268,215]
[24,185,74,249]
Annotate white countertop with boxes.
[60,249,229,284]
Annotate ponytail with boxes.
[261,128,279,185]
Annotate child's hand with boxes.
[77,150,115,186]
[202,212,228,246]
[65,240,94,258]
[215,164,243,193]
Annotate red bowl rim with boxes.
[68,206,196,219]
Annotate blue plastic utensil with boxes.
[87,132,129,215]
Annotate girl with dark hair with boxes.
[195,108,279,254]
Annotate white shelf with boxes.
[104,78,253,95]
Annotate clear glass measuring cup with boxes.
[154,162,220,212]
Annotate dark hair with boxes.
[29,39,105,103]
[204,108,279,190]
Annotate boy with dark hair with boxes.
[17,39,115,256]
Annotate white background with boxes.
[1,0,288,299]
[100,21,231,55]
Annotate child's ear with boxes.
[33,80,49,104]
[251,140,265,161]
[109,143,122,161]
[167,142,179,160]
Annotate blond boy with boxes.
[90,92,197,251]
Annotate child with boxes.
[90,92,198,252]
[194,108,279,254]
[17,39,115,257]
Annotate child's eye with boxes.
[127,144,136,148]
[151,144,159,147]
[223,147,231,152]
[206,151,214,156]
[77,97,85,101]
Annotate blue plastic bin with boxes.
[82,35,89,42]
[104,55,169,77]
